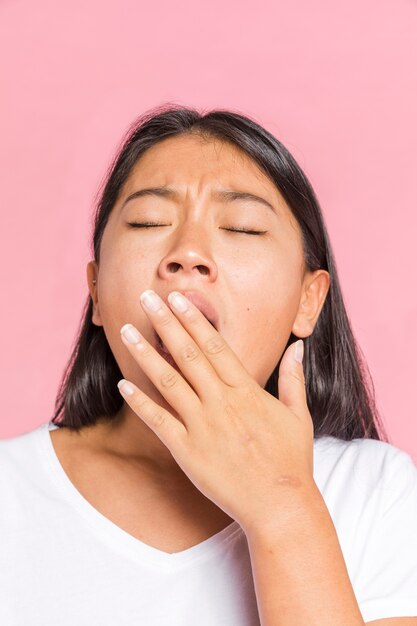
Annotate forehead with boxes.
[121,133,290,215]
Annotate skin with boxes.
[51,131,329,544]
[80,133,329,468]
[49,134,416,624]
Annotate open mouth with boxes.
[155,331,171,356]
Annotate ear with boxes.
[291,269,330,338]
[86,260,103,327]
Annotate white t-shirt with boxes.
[1,420,416,625]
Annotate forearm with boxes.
[244,481,365,626]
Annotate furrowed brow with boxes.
[121,187,177,209]
[212,189,276,213]
[120,186,277,213]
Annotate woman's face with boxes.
[88,134,329,414]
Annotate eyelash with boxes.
[127,222,266,235]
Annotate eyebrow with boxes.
[120,186,277,213]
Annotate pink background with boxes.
[0,0,416,461]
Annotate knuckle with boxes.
[203,335,226,355]
[224,402,238,419]
[288,370,306,387]
[136,397,152,412]
[245,386,260,404]
[158,314,172,329]
[179,342,201,363]
[160,369,179,389]
[186,310,201,326]
[138,343,153,358]
[150,410,166,428]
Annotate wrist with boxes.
[240,478,324,541]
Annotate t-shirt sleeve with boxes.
[356,446,417,623]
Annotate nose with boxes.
[157,222,218,282]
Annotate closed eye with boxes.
[222,228,267,235]
[127,222,168,228]
[127,223,267,235]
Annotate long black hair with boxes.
[51,103,388,442]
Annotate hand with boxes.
[117,289,315,532]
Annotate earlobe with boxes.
[86,260,103,327]
[291,270,330,338]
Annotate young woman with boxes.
[1,105,416,626]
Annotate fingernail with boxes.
[168,291,189,312]
[294,340,304,364]
[117,379,134,396]
[120,323,142,344]
[140,290,162,312]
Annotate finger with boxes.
[120,323,201,421]
[117,378,188,452]
[277,340,308,418]
[140,289,244,399]
[166,290,251,388]
[139,290,224,398]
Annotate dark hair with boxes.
[51,103,388,442]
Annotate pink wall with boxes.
[0,0,416,461]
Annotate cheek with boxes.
[96,250,154,337]
[229,248,302,325]
[225,267,302,383]
[239,321,293,386]
[245,298,297,360]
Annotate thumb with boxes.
[278,339,307,416]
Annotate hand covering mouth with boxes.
[153,290,220,357]
[154,315,217,356]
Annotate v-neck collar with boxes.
[36,421,244,570]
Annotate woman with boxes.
[1,104,416,626]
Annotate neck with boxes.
[68,403,186,477]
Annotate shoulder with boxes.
[313,436,417,524]
[0,422,49,483]
[314,435,416,483]
[314,439,417,622]
[0,422,45,454]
